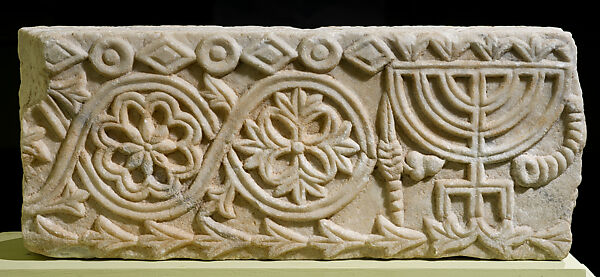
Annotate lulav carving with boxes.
[377,92,445,226]
[376,94,405,225]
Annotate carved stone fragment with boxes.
[18,26,585,260]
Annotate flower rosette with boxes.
[91,91,203,202]
[234,87,361,205]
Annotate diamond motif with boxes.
[44,40,88,75]
[343,36,394,75]
[240,34,297,75]
[135,37,196,74]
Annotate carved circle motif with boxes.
[89,37,134,77]
[298,36,343,73]
[196,35,241,76]
[75,73,218,221]
[234,88,361,205]
[228,71,376,221]
[91,91,204,202]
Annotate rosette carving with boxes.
[222,71,376,221]
[91,91,204,201]
[234,88,360,204]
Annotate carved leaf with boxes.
[528,222,571,259]
[328,121,361,174]
[506,38,534,62]
[145,220,194,241]
[203,73,238,114]
[372,215,427,256]
[233,119,271,169]
[313,219,378,257]
[393,34,429,61]
[423,216,477,256]
[443,213,473,238]
[469,35,497,61]
[475,222,509,258]
[206,179,237,219]
[265,218,309,243]
[21,123,52,164]
[549,42,572,62]
[44,179,90,217]
[195,216,253,258]
[140,221,194,256]
[425,33,468,61]
[35,215,78,240]
[98,216,137,241]
[48,70,90,118]
[319,219,374,242]
[263,218,309,257]
[198,215,252,242]
[423,216,448,241]
[376,215,426,240]
[435,234,478,256]
[504,225,534,248]
[491,39,515,60]
[83,216,138,252]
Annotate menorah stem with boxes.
[387,179,404,226]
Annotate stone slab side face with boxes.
[18,26,586,260]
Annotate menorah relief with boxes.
[378,62,585,258]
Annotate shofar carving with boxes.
[18,26,584,260]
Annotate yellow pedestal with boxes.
[0,232,594,277]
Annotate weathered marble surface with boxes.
[18,26,586,260]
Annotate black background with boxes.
[1,0,597,272]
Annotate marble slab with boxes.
[18,26,586,260]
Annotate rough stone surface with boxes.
[18,26,586,260]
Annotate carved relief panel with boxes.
[18,26,585,260]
